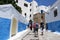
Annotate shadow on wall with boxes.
[18,22,27,32]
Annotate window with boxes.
[30,4,31,6]
[24,13,26,16]
[41,10,43,14]
[30,9,31,12]
[41,16,43,18]
[24,3,28,7]
[54,9,57,17]
[30,14,31,17]
[41,16,43,19]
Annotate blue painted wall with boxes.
[0,17,11,40]
[47,20,60,32]
[18,22,27,32]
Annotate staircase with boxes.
[22,29,60,40]
[22,31,39,40]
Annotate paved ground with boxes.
[22,29,60,40]
[38,30,60,40]
[22,31,39,40]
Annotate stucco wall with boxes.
[0,17,11,40]
[45,2,60,32]
[0,4,27,40]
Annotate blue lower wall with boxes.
[0,17,11,40]
[18,22,27,32]
[47,20,60,32]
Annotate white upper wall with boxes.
[16,0,30,15]
[16,0,38,22]
[16,0,31,22]
[50,0,60,10]
[0,4,27,24]
[38,5,50,13]
[31,0,38,13]
[45,0,60,23]
[0,4,13,19]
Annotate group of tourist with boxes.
[28,19,45,37]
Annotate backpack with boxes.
[36,23,39,28]
[33,23,36,28]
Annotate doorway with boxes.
[11,18,17,37]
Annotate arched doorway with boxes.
[11,18,17,37]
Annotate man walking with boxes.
[40,22,44,35]
[34,22,39,37]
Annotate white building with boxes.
[45,0,60,32]
[0,4,28,40]
[15,0,38,22]
[37,5,50,13]
[40,5,50,12]
[15,0,60,32]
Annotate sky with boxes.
[25,0,57,6]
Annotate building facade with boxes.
[45,0,60,32]
[0,4,27,40]
[15,0,38,22]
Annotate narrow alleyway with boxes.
[21,29,60,40]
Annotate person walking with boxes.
[34,22,39,37]
[40,22,44,35]
[29,19,32,31]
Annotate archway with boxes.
[11,18,17,37]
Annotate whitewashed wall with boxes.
[0,4,29,40]
[16,0,38,22]
[11,5,27,24]
[16,0,30,22]
[45,0,60,32]
[45,0,60,23]
[0,4,13,19]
